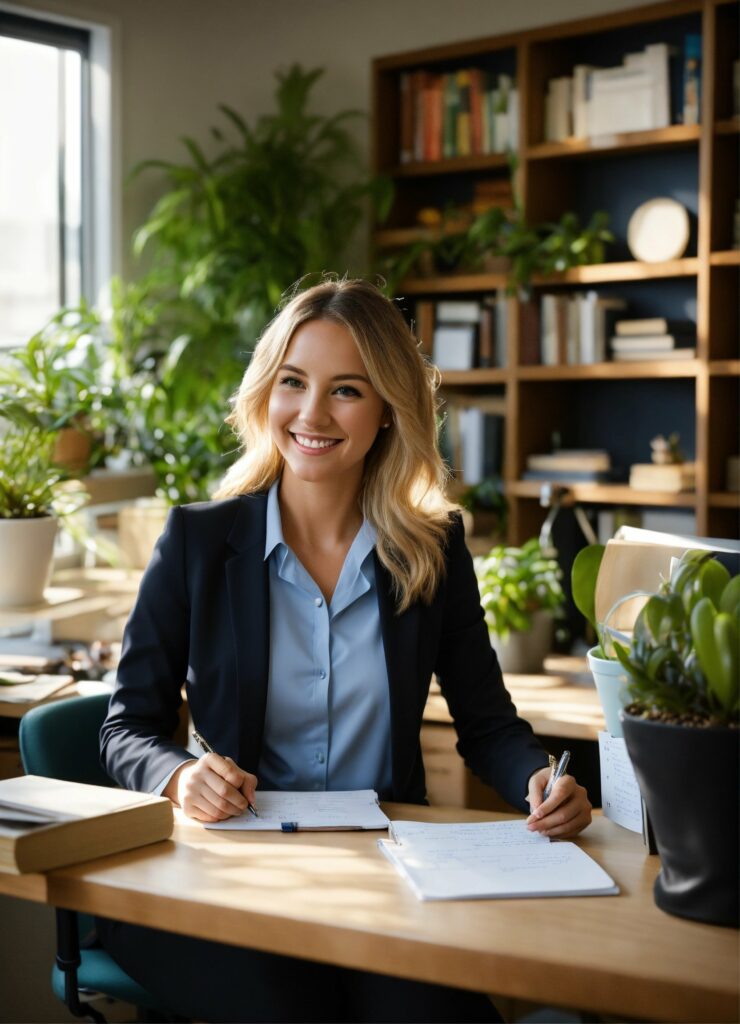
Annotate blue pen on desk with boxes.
[191,729,259,817]
[543,750,571,802]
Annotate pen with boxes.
[191,729,259,817]
[543,750,571,802]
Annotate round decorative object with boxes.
[627,198,690,263]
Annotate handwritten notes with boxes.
[203,789,390,831]
[599,731,644,834]
[379,819,619,901]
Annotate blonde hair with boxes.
[215,278,459,611]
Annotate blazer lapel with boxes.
[375,555,422,800]
[225,495,270,775]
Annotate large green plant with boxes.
[0,424,86,519]
[474,538,564,640]
[613,550,740,726]
[113,64,391,502]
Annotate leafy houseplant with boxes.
[612,550,739,927]
[112,64,391,504]
[474,539,564,673]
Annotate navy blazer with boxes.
[100,494,549,809]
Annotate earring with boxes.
[381,422,391,429]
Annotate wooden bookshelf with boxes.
[372,0,740,542]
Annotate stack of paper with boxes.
[204,790,390,832]
[379,819,619,901]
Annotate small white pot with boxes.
[587,646,630,738]
[0,516,58,608]
[492,610,553,674]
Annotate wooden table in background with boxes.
[0,806,735,1022]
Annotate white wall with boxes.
[10,0,651,278]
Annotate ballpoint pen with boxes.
[191,729,259,817]
[543,750,571,802]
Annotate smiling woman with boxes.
[97,277,591,1023]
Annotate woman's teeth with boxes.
[293,434,340,450]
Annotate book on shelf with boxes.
[440,395,505,485]
[614,318,695,336]
[522,468,610,483]
[527,449,611,473]
[541,292,625,365]
[0,775,174,874]
[682,34,701,126]
[414,300,435,357]
[572,64,598,138]
[587,42,674,135]
[629,462,696,493]
[433,324,476,371]
[544,76,573,141]
[610,333,695,353]
[479,291,508,368]
[612,347,696,362]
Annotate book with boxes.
[378,819,619,901]
[629,462,696,493]
[0,775,173,874]
[436,300,480,323]
[432,324,476,371]
[683,34,702,126]
[612,347,696,362]
[203,790,390,832]
[579,292,627,363]
[399,72,414,163]
[459,409,504,484]
[527,450,611,473]
[573,64,597,138]
[523,469,610,483]
[610,333,694,352]
[614,318,695,336]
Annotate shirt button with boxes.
[319,669,327,680]
[317,751,325,764]
[314,597,323,607]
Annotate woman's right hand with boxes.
[164,753,258,822]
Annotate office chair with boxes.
[19,694,171,1023]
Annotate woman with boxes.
[99,278,591,1023]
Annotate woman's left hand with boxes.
[526,766,592,839]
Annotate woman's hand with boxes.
[526,766,592,839]
[165,753,259,823]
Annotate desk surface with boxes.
[0,806,735,1022]
[426,656,605,741]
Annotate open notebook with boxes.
[204,789,390,831]
[379,819,619,901]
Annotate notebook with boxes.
[378,819,619,901]
[203,789,390,831]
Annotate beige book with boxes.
[0,775,173,874]
[629,462,696,493]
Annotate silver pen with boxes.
[543,750,571,801]
[191,729,259,817]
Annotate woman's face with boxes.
[268,318,387,489]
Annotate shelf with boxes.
[399,272,508,294]
[388,153,510,178]
[710,250,740,265]
[526,125,701,161]
[508,481,697,508]
[709,360,740,375]
[400,258,700,294]
[709,492,740,508]
[440,368,508,386]
[714,117,740,135]
[518,360,699,380]
[375,223,470,248]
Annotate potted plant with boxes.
[0,423,87,608]
[571,543,635,737]
[474,538,564,673]
[613,549,739,927]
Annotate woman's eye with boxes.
[279,376,304,389]
[335,385,361,398]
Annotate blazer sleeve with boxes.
[434,516,550,810]
[100,506,194,792]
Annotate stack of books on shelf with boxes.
[629,461,696,493]
[400,69,517,162]
[544,36,701,142]
[523,449,611,484]
[431,295,508,371]
[609,318,696,361]
[440,395,505,486]
[540,292,626,365]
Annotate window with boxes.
[0,11,92,347]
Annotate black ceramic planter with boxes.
[622,713,739,928]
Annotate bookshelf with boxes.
[372,0,740,545]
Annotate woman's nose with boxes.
[299,390,331,427]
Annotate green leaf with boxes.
[571,544,604,634]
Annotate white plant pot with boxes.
[587,645,630,738]
[0,516,58,608]
[492,610,553,674]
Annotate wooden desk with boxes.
[0,807,735,1022]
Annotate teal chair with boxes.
[19,694,171,1022]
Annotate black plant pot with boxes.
[622,713,739,928]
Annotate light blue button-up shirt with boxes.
[257,480,393,794]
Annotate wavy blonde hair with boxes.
[215,278,459,611]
